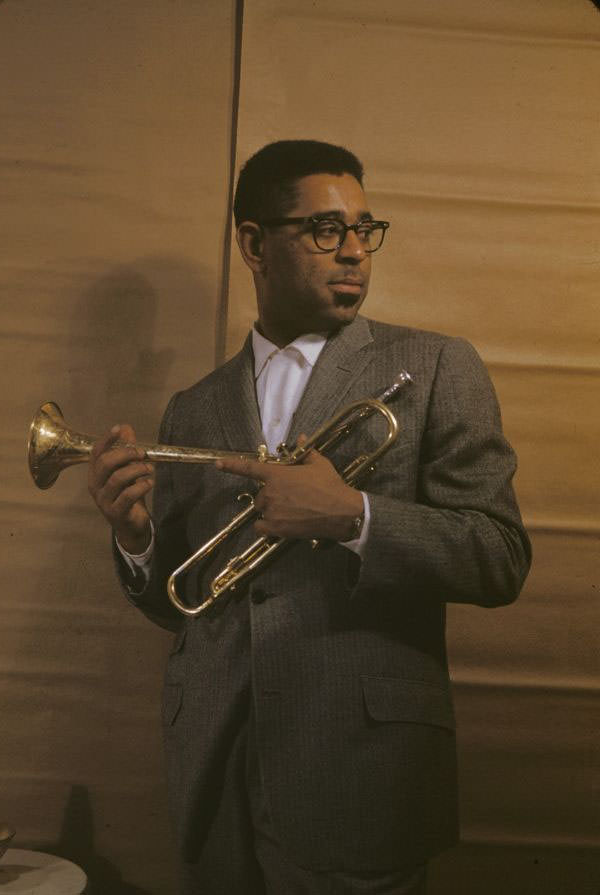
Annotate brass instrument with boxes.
[28,402,277,490]
[28,372,412,616]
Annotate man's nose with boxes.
[336,228,367,262]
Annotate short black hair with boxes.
[233,140,364,226]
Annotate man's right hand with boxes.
[88,423,154,555]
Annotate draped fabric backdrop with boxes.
[1,3,237,892]
[1,1,598,893]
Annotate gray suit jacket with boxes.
[118,316,531,872]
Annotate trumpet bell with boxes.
[28,402,93,490]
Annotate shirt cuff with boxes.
[115,521,155,584]
[340,492,370,558]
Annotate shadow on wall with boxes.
[52,784,149,895]
[66,254,217,432]
[19,256,215,893]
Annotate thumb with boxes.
[116,422,138,445]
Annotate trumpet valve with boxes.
[276,442,291,460]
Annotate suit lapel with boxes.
[214,316,376,453]
[287,316,374,445]
[215,334,264,451]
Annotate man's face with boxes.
[256,173,373,344]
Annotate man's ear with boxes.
[236,221,265,273]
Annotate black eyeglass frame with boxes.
[257,216,390,253]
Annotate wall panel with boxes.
[1,2,236,891]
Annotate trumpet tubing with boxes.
[166,375,412,616]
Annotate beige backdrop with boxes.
[228,0,600,853]
[1,1,598,893]
[1,1,236,892]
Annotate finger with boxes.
[110,477,154,517]
[301,447,327,466]
[289,437,320,466]
[102,461,154,504]
[92,445,147,492]
[293,434,320,465]
[118,423,138,446]
[216,456,271,480]
[254,518,268,537]
[254,517,279,538]
[253,488,268,514]
[90,423,144,466]
[90,426,122,462]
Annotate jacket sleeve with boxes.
[113,391,188,632]
[355,337,531,607]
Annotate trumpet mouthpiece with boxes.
[378,371,413,404]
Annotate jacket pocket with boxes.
[361,675,455,731]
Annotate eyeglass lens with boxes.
[313,220,385,253]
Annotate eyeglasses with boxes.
[258,216,390,253]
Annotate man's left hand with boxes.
[216,445,364,541]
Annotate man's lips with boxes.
[329,279,363,294]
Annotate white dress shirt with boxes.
[252,327,327,454]
[118,327,370,576]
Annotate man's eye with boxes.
[357,224,375,237]
[316,222,340,237]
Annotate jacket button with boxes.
[251,588,268,604]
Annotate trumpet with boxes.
[28,402,289,491]
[28,371,412,615]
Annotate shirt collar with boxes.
[252,326,328,380]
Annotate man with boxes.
[88,140,531,894]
